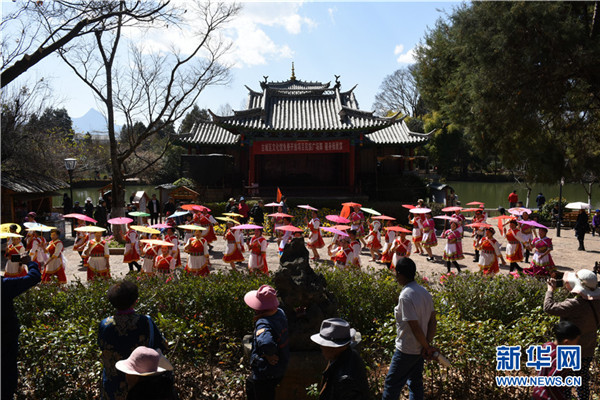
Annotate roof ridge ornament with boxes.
[334,75,341,89]
[291,62,296,81]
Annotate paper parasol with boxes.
[360,207,381,216]
[434,215,458,221]
[25,224,53,232]
[385,226,412,233]
[223,212,244,218]
[320,227,349,237]
[215,217,240,224]
[267,212,293,218]
[565,202,591,210]
[177,224,206,231]
[332,224,351,230]
[489,215,515,221]
[231,224,264,230]
[195,205,211,212]
[63,213,97,223]
[129,211,150,217]
[462,208,482,212]
[342,202,362,208]
[150,223,171,229]
[466,201,485,206]
[130,225,160,234]
[181,204,208,212]
[265,202,281,207]
[108,217,134,225]
[326,215,350,224]
[75,226,107,233]
[508,207,532,216]
[140,239,174,247]
[0,232,23,238]
[441,206,463,212]
[298,205,318,211]
[1,223,21,233]
[402,204,416,209]
[518,220,548,229]
[409,208,432,214]
[372,215,396,221]
[275,225,304,233]
[465,222,492,229]
[167,211,189,219]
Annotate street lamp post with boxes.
[557,176,564,237]
[64,157,77,209]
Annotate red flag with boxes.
[276,187,283,202]
[340,205,351,219]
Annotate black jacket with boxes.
[319,347,370,400]
[574,211,589,234]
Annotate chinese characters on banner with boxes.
[253,140,350,154]
[496,345,581,371]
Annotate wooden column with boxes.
[409,148,414,171]
[248,142,255,186]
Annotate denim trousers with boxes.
[382,349,424,400]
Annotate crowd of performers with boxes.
[3,198,565,283]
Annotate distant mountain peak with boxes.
[73,108,108,135]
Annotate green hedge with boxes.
[13,270,599,399]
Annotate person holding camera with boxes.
[4,235,27,277]
[1,257,41,399]
[544,269,600,400]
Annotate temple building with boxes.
[178,71,430,198]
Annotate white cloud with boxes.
[328,7,337,24]
[395,44,415,64]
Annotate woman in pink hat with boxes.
[115,346,176,400]
[244,285,289,400]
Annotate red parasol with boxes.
[508,207,532,216]
[64,213,97,223]
[466,222,492,229]
[385,226,412,233]
[326,215,350,224]
[108,217,133,225]
[320,227,349,237]
[441,206,462,212]
[342,202,362,208]
[181,204,198,211]
[267,212,294,218]
[332,224,351,230]
[488,215,514,220]
[466,201,485,206]
[372,215,396,221]
[298,205,318,211]
[402,204,416,209]
[275,225,304,233]
[462,208,482,212]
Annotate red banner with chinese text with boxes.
[253,140,350,154]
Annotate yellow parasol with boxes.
[140,239,174,247]
[75,226,107,233]
[215,216,240,224]
[1,223,22,233]
[177,224,206,231]
[0,232,23,239]
[130,225,161,234]
[223,212,244,218]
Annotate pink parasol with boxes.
[275,225,304,233]
[466,222,492,229]
[462,208,482,212]
[320,227,349,237]
[402,204,416,209]
[64,213,97,223]
[231,224,263,230]
[441,206,462,212]
[372,215,396,221]
[385,226,412,233]
[326,215,350,224]
[332,224,351,230]
[508,207,532,216]
[409,208,432,214]
[298,205,318,211]
[265,202,281,207]
[489,215,514,220]
[267,212,293,218]
[518,220,548,230]
[434,215,458,221]
[466,201,485,206]
[108,217,134,225]
[150,223,170,229]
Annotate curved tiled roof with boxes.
[179,122,238,145]
[365,120,431,144]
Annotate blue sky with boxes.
[3,1,462,123]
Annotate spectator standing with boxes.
[148,194,161,225]
[72,201,84,215]
[535,192,546,209]
[544,270,600,400]
[508,190,518,208]
[280,196,289,214]
[63,193,73,214]
[95,200,109,230]
[225,197,237,214]
[1,259,41,400]
[84,197,95,218]
[382,257,437,400]
[244,285,289,400]
[574,209,589,251]
[238,197,250,224]
[163,197,176,218]
[592,209,600,237]
[310,318,370,400]
[98,280,168,400]
[250,199,265,225]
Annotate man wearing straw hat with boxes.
[244,284,289,400]
[382,257,437,400]
[544,270,600,400]
[310,318,370,399]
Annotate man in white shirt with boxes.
[382,257,437,400]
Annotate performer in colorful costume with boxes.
[123,224,141,272]
[83,230,110,281]
[222,220,244,270]
[42,229,67,284]
[524,227,555,277]
[306,210,325,260]
[441,220,463,273]
[155,245,175,274]
[4,235,27,277]
[421,213,438,262]
[504,219,527,273]
[475,227,505,275]
[390,230,412,270]
[184,227,210,276]
[248,228,268,274]
[365,219,383,261]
